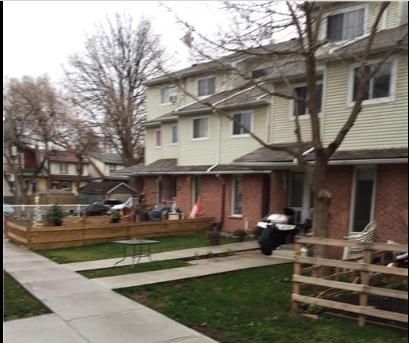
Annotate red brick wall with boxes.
[138,163,408,243]
[325,166,354,240]
[374,164,408,244]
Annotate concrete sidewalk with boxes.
[3,239,293,343]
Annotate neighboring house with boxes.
[126,2,408,245]
[87,153,128,181]
[78,181,137,204]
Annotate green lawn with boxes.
[37,232,247,264]
[116,264,407,343]
[3,271,51,321]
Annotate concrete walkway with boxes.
[3,239,293,343]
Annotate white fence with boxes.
[7,205,90,218]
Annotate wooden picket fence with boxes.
[292,236,408,327]
[4,216,214,250]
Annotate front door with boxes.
[289,172,311,223]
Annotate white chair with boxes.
[342,221,377,260]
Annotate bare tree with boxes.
[159,1,408,255]
[3,75,65,203]
[64,13,165,166]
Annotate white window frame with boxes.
[60,162,68,174]
[322,3,368,42]
[231,111,253,137]
[231,175,243,217]
[160,86,177,105]
[191,116,210,141]
[347,58,397,107]
[197,76,216,97]
[171,124,178,145]
[154,129,162,148]
[289,81,323,120]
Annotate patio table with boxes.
[113,239,160,267]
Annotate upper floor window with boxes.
[108,164,116,172]
[232,112,252,135]
[171,125,178,144]
[154,129,162,147]
[161,86,177,104]
[192,117,209,139]
[351,61,394,103]
[293,83,323,117]
[197,77,215,97]
[60,162,67,173]
[251,67,274,79]
[326,7,365,42]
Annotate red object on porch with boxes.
[189,197,201,218]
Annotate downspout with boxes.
[215,174,226,230]
[207,110,224,229]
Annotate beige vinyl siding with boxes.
[270,83,317,144]
[178,114,218,166]
[146,85,180,121]
[367,2,400,30]
[400,2,408,25]
[145,124,180,166]
[323,55,408,149]
[218,107,269,164]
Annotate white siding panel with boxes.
[323,55,408,149]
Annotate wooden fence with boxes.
[4,216,214,251]
[292,236,408,327]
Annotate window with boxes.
[352,62,393,102]
[60,162,67,173]
[62,182,70,192]
[232,175,243,215]
[154,129,162,147]
[293,84,323,117]
[251,67,274,79]
[326,7,365,42]
[171,125,178,144]
[108,164,116,172]
[161,86,176,104]
[232,112,252,135]
[197,77,215,97]
[192,117,209,139]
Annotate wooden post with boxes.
[292,240,302,314]
[27,220,32,250]
[358,248,371,326]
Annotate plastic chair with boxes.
[342,220,377,260]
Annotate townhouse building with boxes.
[126,1,408,245]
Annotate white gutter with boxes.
[207,109,222,173]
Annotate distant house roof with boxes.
[114,163,145,174]
[88,153,125,165]
[46,150,90,163]
[78,181,136,194]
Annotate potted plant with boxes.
[232,229,247,242]
[206,229,221,246]
[46,204,65,226]
[111,210,121,223]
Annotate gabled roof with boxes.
[78,181,135,194]
[46,150,90,163]
[88,153,125,165]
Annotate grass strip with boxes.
[79,259,190,278]
[3,271,51,321]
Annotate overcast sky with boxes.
[3,1,224,82]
